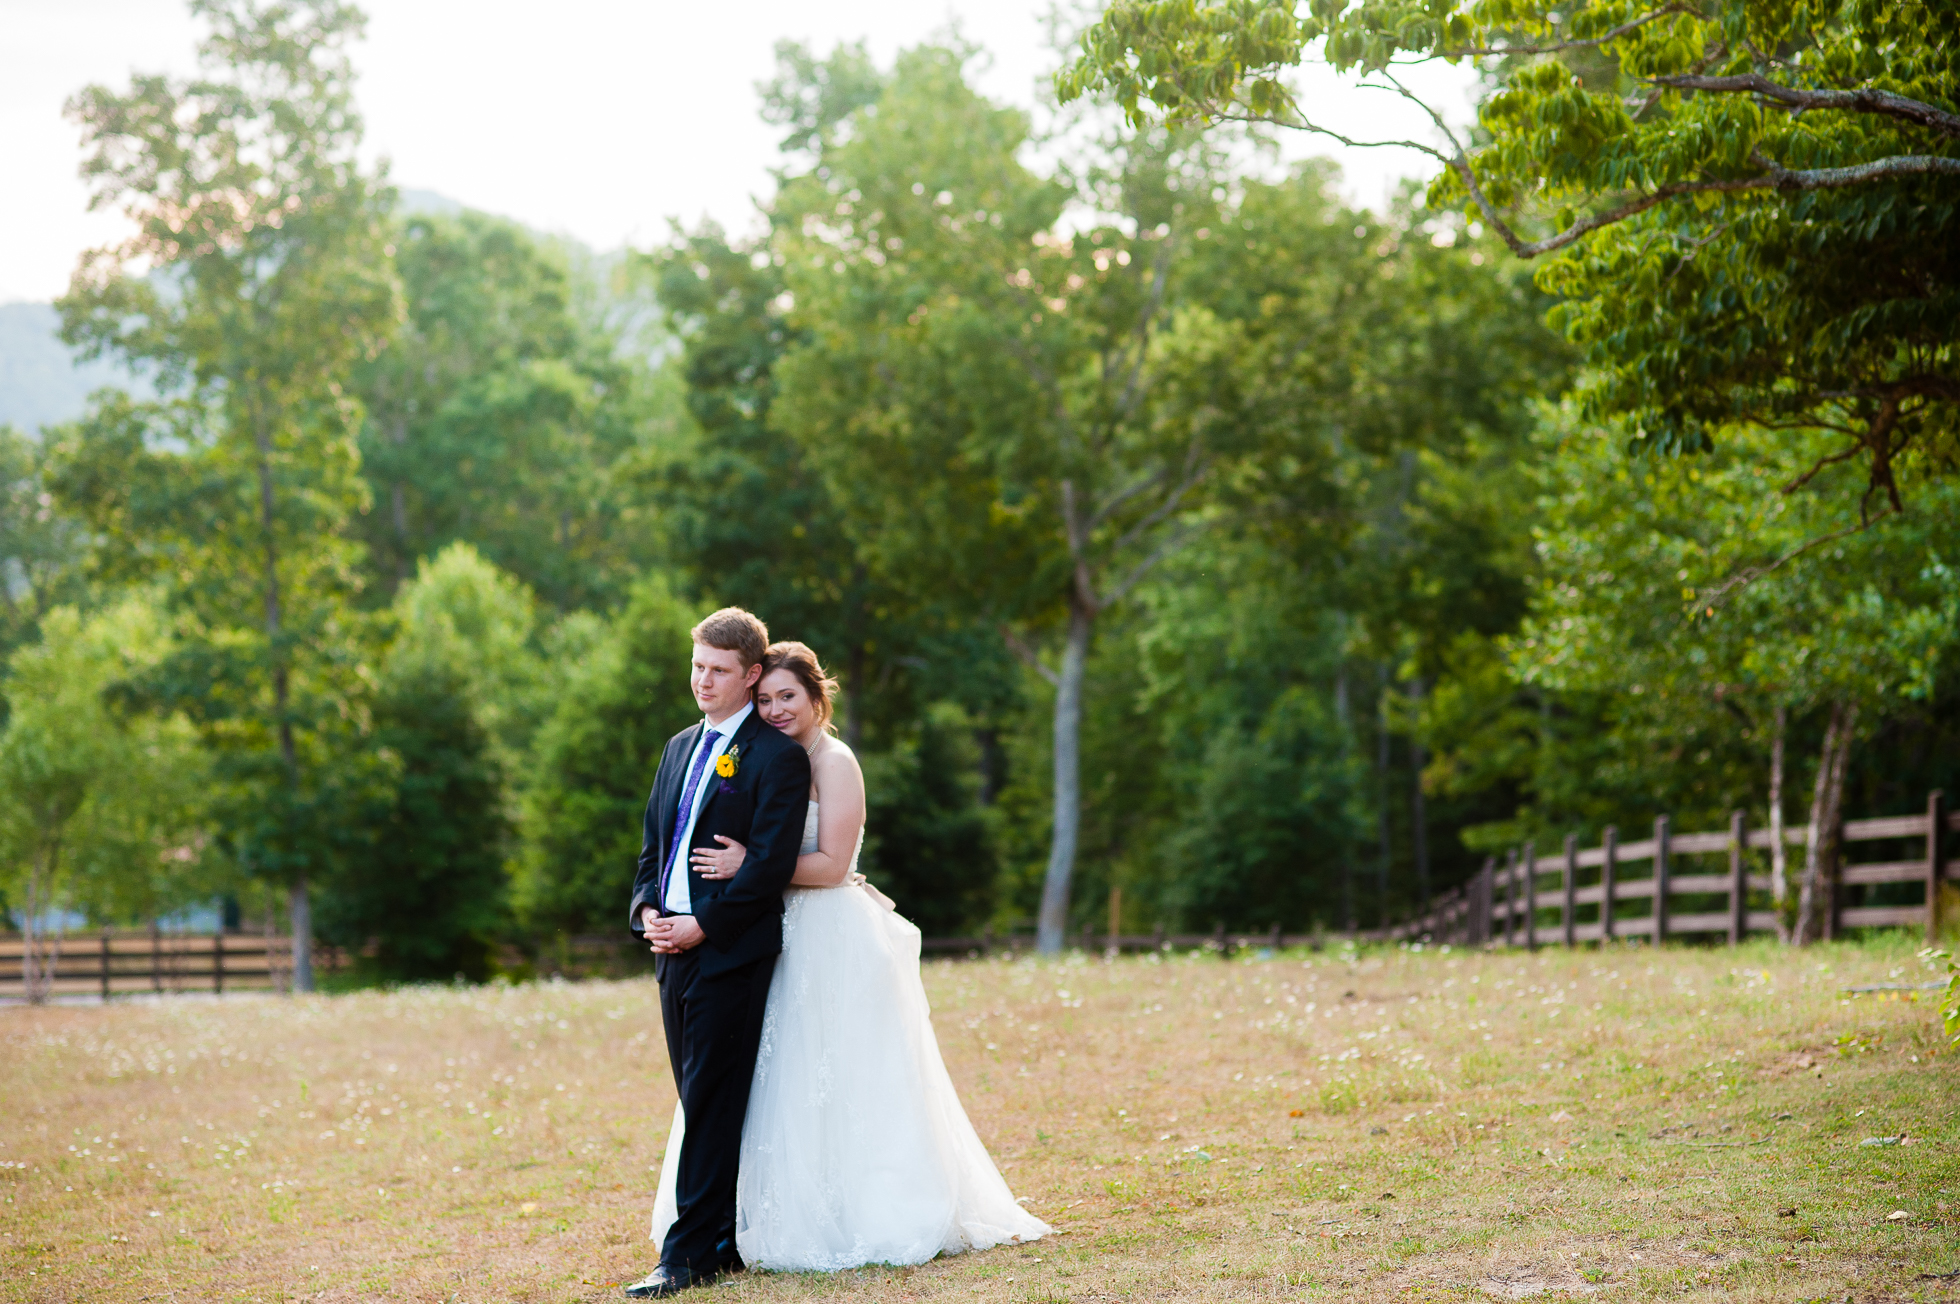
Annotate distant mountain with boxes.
[398,188,468,218]
[0,190,637,435]
[0,301,151,435]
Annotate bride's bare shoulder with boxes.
[810,737,863,782]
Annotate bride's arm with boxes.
[790,744,865,887]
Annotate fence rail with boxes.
[0,928,344,1001]
[1384,791,1956,950]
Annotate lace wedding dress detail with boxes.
[650,800,1048,1269]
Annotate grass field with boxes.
[3,935,1956,1303]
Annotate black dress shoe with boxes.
[622,1265,696,1298]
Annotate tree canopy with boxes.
[1059,0,1960,506]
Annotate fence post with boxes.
[1563,834,1578,948]
[1728,810,1748,945]
[1822,811,1839,942]
[1654,815,1671,945]
[980,925,994,958]
[1601,827,1618,941]
[100,930,112,1002]
[213,930,224,997]
[1500,850,1515,946]
[1929,791,1947,946]
[1269,923,1283,952]
[1152,922,1166,952]
[1524,842,1538,951]
[1511,850,1524,945]
[1212,921,1226,956]
[1475,858,1495,945]
[150,921,162,993]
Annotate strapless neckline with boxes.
[798,798,861,872]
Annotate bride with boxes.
[648,640,1048,1271]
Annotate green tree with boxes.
[309,542,536,981]
[860,703,1000,936]
[1512,409,1960,939]
[0,597,217,1001]
[637,228,882,719]
[54,0,400,989]
[388,542,547,775]
[512,576,699,938]
[635,42,929,740]
[318,638,505,982]
[356,212,657,609]
[0,427,89,681]
[1029,172,1566,933]
[1125,542,1367,929]
[1060,0,1959,503]
[770,46,1269,953]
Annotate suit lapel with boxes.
[692,708,763,826]
[656,722,709,855]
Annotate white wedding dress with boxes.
[650,801,1049,1270]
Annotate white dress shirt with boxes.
[663,702,754,916]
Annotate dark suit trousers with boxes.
[657,945,775,1274]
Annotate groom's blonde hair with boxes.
[691,607,769,669]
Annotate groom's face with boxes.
[691,641,762,721]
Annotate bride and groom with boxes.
[622,607,1047,1297]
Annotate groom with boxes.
[623,607,810,1298]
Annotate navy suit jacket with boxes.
[627,707,810,979]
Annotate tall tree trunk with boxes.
[23,840,47,1005]
[1408,677,1430,912]
[1769,705,1789,942]
[1795,701,1857,945]
[1035,600,1093,955]
[974,726,1002,807]
[1334,668,1356,933]
[27,832,67,1004]
[254,413,312,993]
[1376,666,1392,928]
[289,875,313,993]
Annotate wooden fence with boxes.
[1384,792,1955,949]
[922,793,1955,957]
[0,927,354,1002]
[8,795,1948,996]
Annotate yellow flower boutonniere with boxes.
[716,745,740,779]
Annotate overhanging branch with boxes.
[1105,445,1209,562]
[1100,517,1209,609]
[1000,623,1061,688]
[1211,66,1960,260]
[1648,75,1960,138]
[1694,508,1898,613]
[1438,4,1697,59]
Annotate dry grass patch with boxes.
[3,935,1957,1303]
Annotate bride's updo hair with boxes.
[760,640,840,733]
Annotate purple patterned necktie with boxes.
[656,727,722,915]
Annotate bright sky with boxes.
[1,0,1476,304]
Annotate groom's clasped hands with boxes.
[640,905,706,955]
[641,838,748,955]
